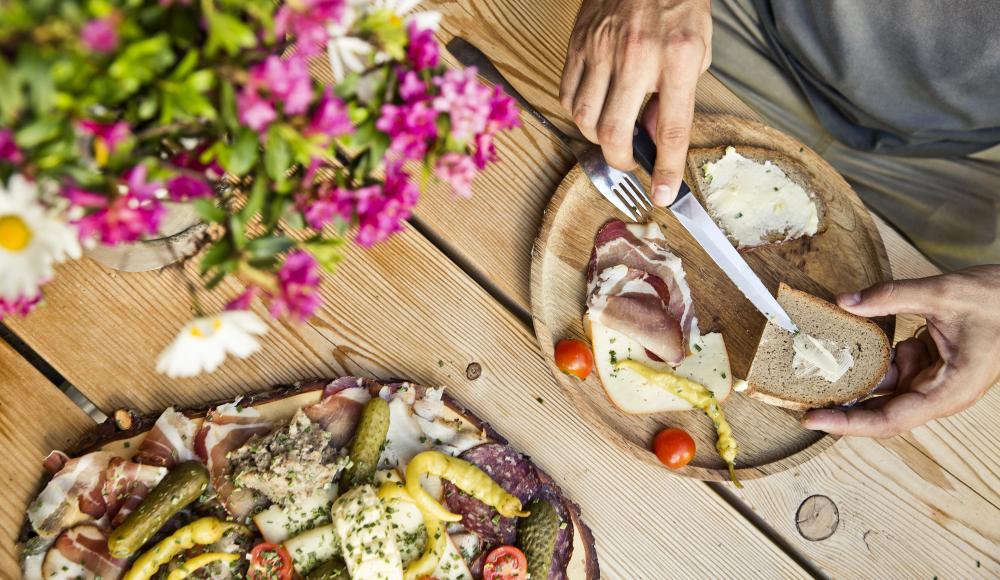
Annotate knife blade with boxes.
[632,125,799,333]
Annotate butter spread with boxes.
[701,146,819,247]
[792,333,853,383]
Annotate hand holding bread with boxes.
[802,265,1000,438]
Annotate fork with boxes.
[445,38,654,222]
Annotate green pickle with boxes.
[516,499,562,580]
[306,556,351,580]
[108,460,210,558]
[342,397,390,488]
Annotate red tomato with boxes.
[652,427,696,469]
[554,338,594,379]
[483,546,528,580]
[248,543,292,580]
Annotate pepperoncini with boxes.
[123,517,242,580]
[617,360,742,487]
[166,553,239,580]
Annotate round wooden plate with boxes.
[530,114,894,482]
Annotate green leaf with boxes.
[240,176,268,221]
[204,269,228,291]
[107,35,176,101]
[264,126,293,180]
[170,51,200,81]
[229,214,246,249]
[247,235,295,258]
[220,81,238,130]
[223,128,260,176]
[305,237,345,273]
[200,238,234,274]
[15,118,60,148]
[205,11,257,57]
[194,198,227,223]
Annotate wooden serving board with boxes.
[530,114,894,481]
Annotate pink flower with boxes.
[407,24,439,71]
[67,166,165,245]
[298,183,352,230]
[307,91,353,141]
[398,70,427,103]
[434,153,477,198]
[78,120,132,152]
[433,67,493,141]
[269,250,323,321]
[486,86,520,131]
[237,87,278,131]
[166,175,213,201]
[81,17,119,53]
[252,55,315,116]
[0,293,41,320]
[275,0,344,56]
[355,163,418,247]
[472,131,497,169]
[376,100,438,160]
[171,144,224,180]
[0,129,23,163]
[226,286,260,311]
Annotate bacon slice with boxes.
[28,452,112,538]
[42,450,71,474]
[195,402,272,520]
[303,377,374,448]
[103,457,168,527]
[586,220,699,362]
[41,525,127,580]
[134,406,198,468]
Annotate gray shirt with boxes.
[752,1,1000,157]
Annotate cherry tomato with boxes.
[652,427,696,469]
[483,546,528,580]
[248,543,292,580]
[554,338,594,379]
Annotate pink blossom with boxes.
[269,250,323,321]
[355,163,418,247]
[307,92,353,141]
[486,86,520,131]
[78,120,132,152]
[0,129,23,163]
[67,166,165,245]
[81,17,119,53]
[376,100,438,160]
[252,56,315,116]
[407,24,440,71]
[226,286,260,311]
[171,144,224,180]
[0,293,41,320]
[433,67,493,141]
[472,131,497,169]
[275,0,344,56]
[434,153,477,198]
[166,175,213,201]
[237,87,278,131]
[298,183,353,230]
[398,70,427,103]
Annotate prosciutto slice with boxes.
[103,457,168,526]
[195,402,272,519]
[303,377,374,447]
[41,525,127,580]
[586,220,699,363]
[28,452,112,537]
[134,406,198,468]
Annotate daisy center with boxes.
[189,317,223,339]
[0,215,32,252]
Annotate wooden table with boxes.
[2,0,998,577]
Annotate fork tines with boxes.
[612,172,653,222]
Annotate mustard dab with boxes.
[617,359,742,488]
[166,552,239,580]
[123,517,243,580]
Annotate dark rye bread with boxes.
[684,146,828,250]
[745,284,891,411]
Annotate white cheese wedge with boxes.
[332,485,404,580]
[589,320,732,413]
[254,484,338,543]
[792,332,854,383]
[433,534,474,580]
[283,524,339,576]
[701,146,819,248]
[383,495,426,565]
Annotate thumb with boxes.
[837,277,943,317]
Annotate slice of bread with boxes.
[685,146,827,250]
[745,283,890,411]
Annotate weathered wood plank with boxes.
[5,226,808,578]
[0,340,94,574]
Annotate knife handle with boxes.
[632,123,692,206]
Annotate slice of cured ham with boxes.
[103,457,168,526]
[134,406,198,468]
[41,525,127,580]
[195,402,272,519]
[303,377,374,448]
[28,452,113,537]
[586,220,699,363]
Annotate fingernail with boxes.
[653,184,676,206]
[838,292,861,307]
[800,410,829,430]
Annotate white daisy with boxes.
[0,174,81,300]
[156,311,268,378]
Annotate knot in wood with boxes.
[796,494,839,541]
[465,362,482,380]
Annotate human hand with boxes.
[802,266,1000,438]
[559,0,712,205]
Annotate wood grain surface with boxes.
[4,225,808,578]
[0,341,94,574]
